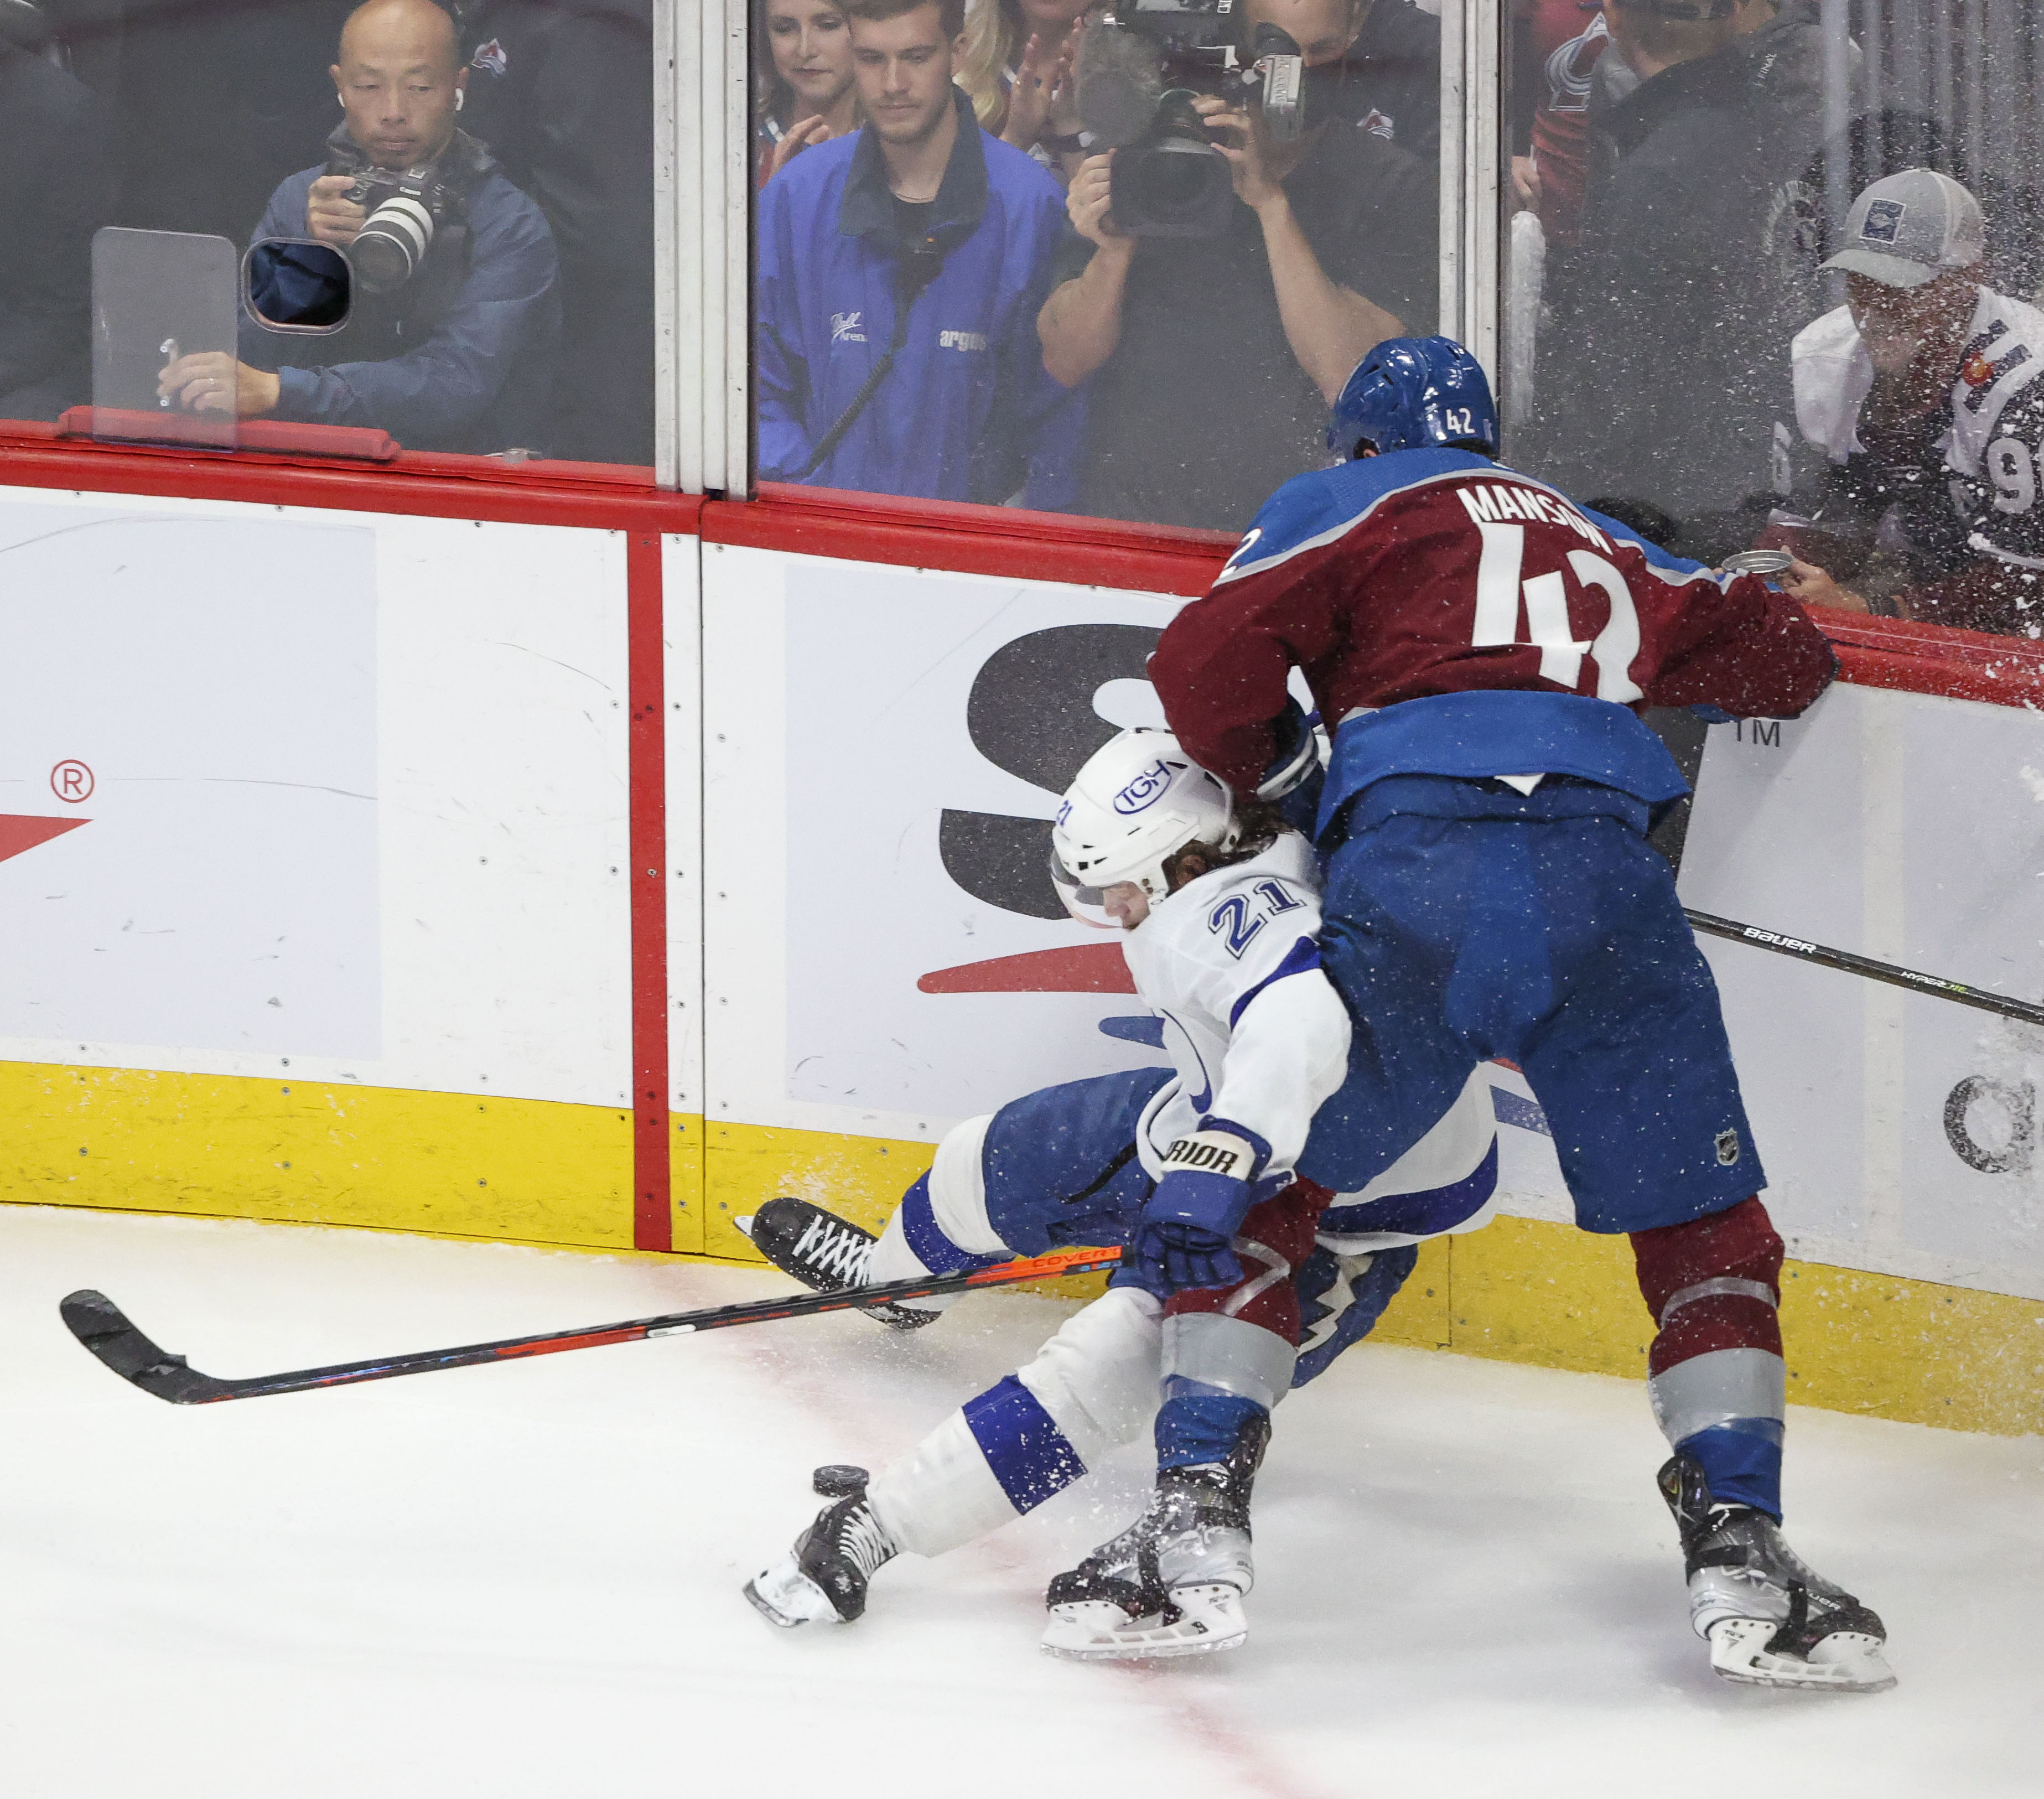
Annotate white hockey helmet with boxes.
[1050,727,1240,927]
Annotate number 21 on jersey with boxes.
[1208,880,1304,960]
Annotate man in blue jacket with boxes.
[755,0,1083,509]
[157,0,560,456]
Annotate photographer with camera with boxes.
[1036,0,1435,530]
[157,0,561,457]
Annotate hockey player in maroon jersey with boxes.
[1146,334,1894,1692]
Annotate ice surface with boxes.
[1,1204,2037,1798]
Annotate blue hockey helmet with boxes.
[1324,336,1500,462]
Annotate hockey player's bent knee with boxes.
[1014,1285,1168,1465]
[866,1288,1165,1559]
[865,1115,1011,1310]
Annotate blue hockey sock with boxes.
[1155,1392,1268,1470]
[1679,1423,1783,1520]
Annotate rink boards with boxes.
[0,472,2040,1435]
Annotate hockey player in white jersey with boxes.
[743,724,1500,1657]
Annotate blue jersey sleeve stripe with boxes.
[1215,449,1500,585]
[1319,1137,1500,1238]
[1227,934,1323,1029]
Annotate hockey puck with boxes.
[812,1464,869,1498]
[1720,549,1794,577]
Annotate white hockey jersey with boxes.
[1118,832,1352,1182]
[1793,287,2044,567]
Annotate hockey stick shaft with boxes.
[1684,908,2044,1028]
[59,1242,1123,1406]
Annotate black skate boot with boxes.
[1040,1414,1270,1661]
[1658,1453,1895,1692]
[739,1197,940,1330]
[744,1465,901,1627]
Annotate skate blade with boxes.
[743,1553,844,1629]
[1707,1618,1897,1693]
[1040,1585,1247,1662]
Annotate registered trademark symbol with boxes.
[51,760,94,803]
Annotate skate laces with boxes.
[793,1212,873,1286]
[827,1500,898,1578]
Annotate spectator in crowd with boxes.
[1527,0,1826,557]
[755,0,1083,507]
[156,0,559,456]
[1336,0,1439,157]
[1511,1,1608,246]
[755,0,862,185]
[461,0,653,464]
[1729,0,1830,120]
[1035,0,1435,531]
[1782,170,2044,637]
[957,0,1087,180]
[0,11,113,421]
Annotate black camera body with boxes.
[338,163,464,293]
[1078,4,1306,238]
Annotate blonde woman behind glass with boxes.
[957,0,1090,179]
[756,0,863,184]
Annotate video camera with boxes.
[1076,0,1308,238]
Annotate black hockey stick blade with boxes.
[1684,908,2044,1028]
[58,1242,1123,1406]
[60,1289,238,1404]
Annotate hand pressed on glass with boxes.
[155,352,279,418]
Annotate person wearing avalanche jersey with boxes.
[1512,0,1610,246]
[1148,334,1896,1693]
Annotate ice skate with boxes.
[744,1465,900,1627]
[1658,1453,1895,1693]
[737,1198,940,1330]
[1041,1418,1267,1661]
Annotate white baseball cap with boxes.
[1822,169,1985,289]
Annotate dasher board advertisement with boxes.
[0,489,631,1108]
[710,545,2044,1303]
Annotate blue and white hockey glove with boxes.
[1128,1122,1273,1295]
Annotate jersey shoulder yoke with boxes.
[1218,448,1512,585]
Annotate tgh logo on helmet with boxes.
[1113,759,1175,815]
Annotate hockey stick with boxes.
[1684,908,2044,1028]
[58,1243,1124,1407]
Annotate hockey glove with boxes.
[1254,698,1326,834]
[1129,1123,1275,1295]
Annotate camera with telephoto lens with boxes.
[340,163,460,293]
[1076,2,1306,238]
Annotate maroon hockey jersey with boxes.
[1150,449,1837,795]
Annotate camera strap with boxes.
[797,241,947,479]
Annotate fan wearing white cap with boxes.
[1787,168,2044,633]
